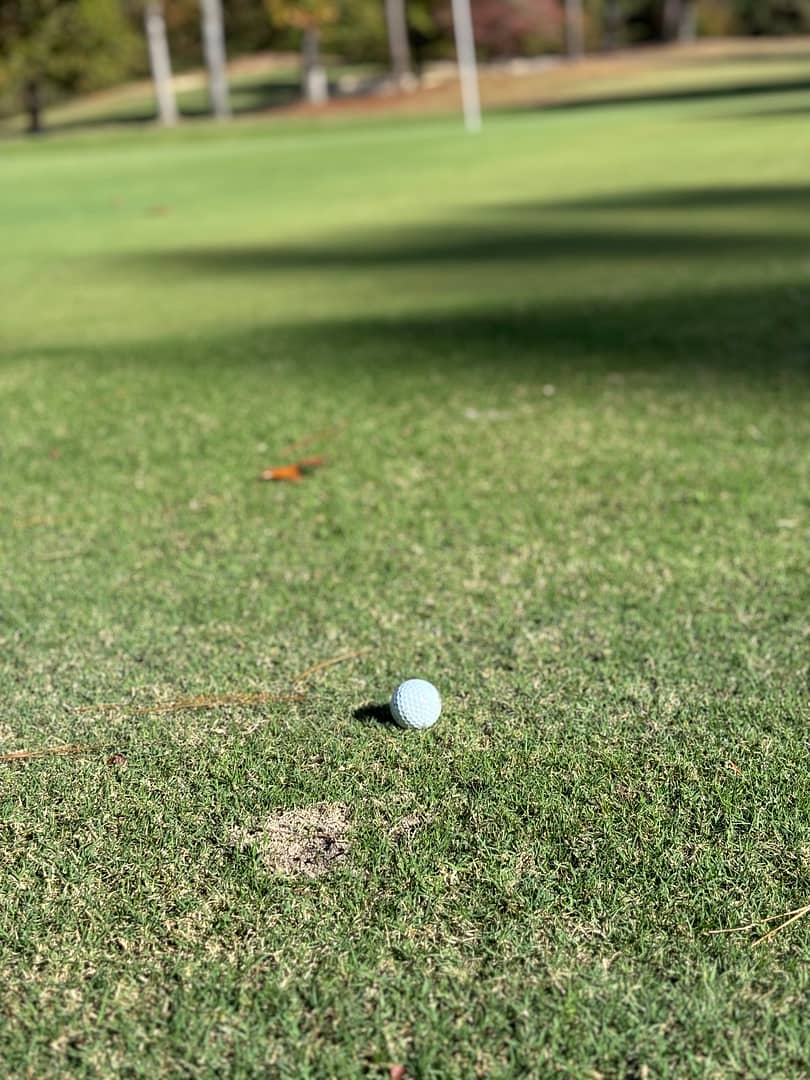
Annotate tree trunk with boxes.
[301,27,328,105]
[23,78,43,134]
[564,0,585,59]
[144,1,178,126]
[199,0,231,119]
[603,0,622,50]
[450,0,481,132]
[678,0,697,40]
[663,0,696,41]
[384,0,412,86]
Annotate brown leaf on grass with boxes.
[389,1066,406,1080]
[259,456,326,482]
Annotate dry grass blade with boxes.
[278,422,345,457]
[143,691,307,714]
[708,903,810,942]
[755,904,810,945]
[78,691,305,715]
[36,548,88,562]
[0,743,102,763]
[75,649,365,717]
[292,648,369,687]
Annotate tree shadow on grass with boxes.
[117,182,810,276]
[512,75,810,116]
[247,287,810,384]
[532,184,810,214]
[19,280,810,388]
[21,80,307,137]
[38,184,810,387]
[124,224,810,275]
[717,101,810,121]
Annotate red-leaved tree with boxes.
[436,0,563,57]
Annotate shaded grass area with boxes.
[0,77,809,1076]
[0,61,367,136]
[527,73,810,112]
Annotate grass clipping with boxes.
[231,803,351,878]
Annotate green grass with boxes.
[1,59,809,1078]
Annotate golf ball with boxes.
[390,679,442,730]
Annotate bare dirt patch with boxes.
[232,803,351,878]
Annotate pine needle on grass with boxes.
[708,903,810,944]
[75,648,368,716]
[278,423,345,457]
[77,692,306,715]
[0,743,102,763]
[292,648,370,688]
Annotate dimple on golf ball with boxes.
[390,679,442,730]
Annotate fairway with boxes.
[1,70,810,1077]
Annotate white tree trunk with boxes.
[450,0,481,132]
[302,27,328,105]
[384,0,412,86]
[663,0,697,41]
[144,1,178,126]
[200,0,231,119]
[603,0,622,50]
[564,0,585,59]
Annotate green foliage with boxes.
[594,0,810,45]
[324,0,388,63]
[735,0,810,33]
[264,0,338,31]
[0,0,139,98]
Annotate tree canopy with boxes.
[0,0,139,129]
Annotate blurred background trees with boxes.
[0,0,139,131]
[143,1,177,124]
[263,0,337,102]
[1,0,809,130]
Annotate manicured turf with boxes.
[1,59,809,1077]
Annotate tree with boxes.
[200,0,231,118]
[264,0,336,103]
[435,0,561,59]
[0,0,138,132]
[602,0,623,48]
[662,0,696,40]
[384,0,412,84]
[564,0,585,56]
[734,0,810,34]
[143,0,178,124]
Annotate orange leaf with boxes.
[260,464,304,482]
[259,457,326,482]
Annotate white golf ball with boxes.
[390,679,442,730]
